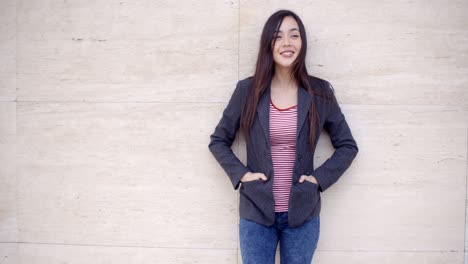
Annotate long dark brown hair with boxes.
[240,10,331,151]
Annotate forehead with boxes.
[278,16,299,31]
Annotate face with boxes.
[272,16,302,70]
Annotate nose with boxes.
[283,36,291,46]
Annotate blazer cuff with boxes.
[313,169,333,192]
[231,166,250,190]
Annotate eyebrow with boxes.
[275,28,300,33]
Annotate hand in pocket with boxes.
[241,172,268,183]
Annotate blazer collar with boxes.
[256,81,312,146]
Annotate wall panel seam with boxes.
[12,241,238,251]
[464,127,468,263]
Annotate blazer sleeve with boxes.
[208,81,250,190]
[313,85,359,192]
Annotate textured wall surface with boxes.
[1,0,467,263]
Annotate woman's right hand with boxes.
[241,172,268,182]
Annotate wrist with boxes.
[309,175,318,184]
[241,172,251,182]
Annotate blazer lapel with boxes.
[296,84,312,138]
[256,85,271,146]
[256,82,312,147]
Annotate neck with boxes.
[272,66,296,90]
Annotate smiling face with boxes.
[272,16,302,70]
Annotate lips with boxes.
[280,50,295,57]
[280,50,294,54]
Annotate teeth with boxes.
[281,51,293,55]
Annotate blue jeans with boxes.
[239,212,320,264]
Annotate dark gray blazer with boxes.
[208,76,358,227]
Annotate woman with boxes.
[208,9,358,264]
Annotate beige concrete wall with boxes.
[0,0,467,263]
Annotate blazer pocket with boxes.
[303,180,319,187]
[239,180,271,208]
[290,181,320,211]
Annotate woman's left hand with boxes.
[299,175,319,185]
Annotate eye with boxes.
[291,35,299,38]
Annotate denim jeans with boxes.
[239,212,320,264]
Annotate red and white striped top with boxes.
[269,98,297,212]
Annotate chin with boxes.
[274,58,297,69]
[276,61,295,69]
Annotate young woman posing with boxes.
[209,9,358,264]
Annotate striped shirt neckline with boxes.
[270,98,297,111]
